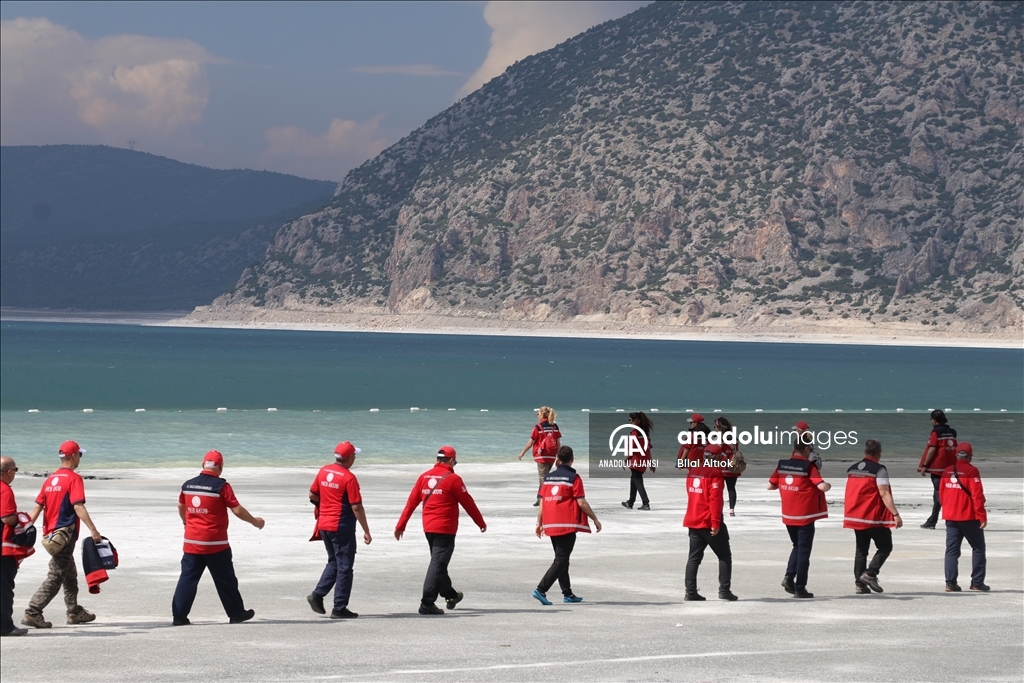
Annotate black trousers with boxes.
[422,533,458,605]
[627,470,649,506]
[785,523,816,590]
[171,549,246,621]
[924,475,942,526]
[724,477,738,510]
[1,556,17,635]
[538,533,576,596]
[313,530,357,611]
[685,526,732,593]
[854,527,893,584]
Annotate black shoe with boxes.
[307,593,326,615]
[859,573,883,593]
[638,503,651,511]
[418,603,445,615]
[172,617,191,626]
[1,627,29,636]
[781,576,795,594]
[621,501,633,509]
[920,522,936,529]
[718,591,738,601]
[855,584,871,595]
[533,500,540,507]
[684,592,706,601]
[330,608,358,619]
[970,583,991,592]
[229,609,255,624]
[945,582,962,592]
[445,591,464,610]
[793,588,814,599]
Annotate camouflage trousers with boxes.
[26,542,79,616]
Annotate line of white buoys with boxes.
[369,408,379,413]
[267,408,277,412]
[28,409,39,413]
[480,409,488,412]
[83,409,93,413]
[216,407,227,412]
[135,408,146,413]
[581,409,590,412]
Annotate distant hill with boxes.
[211,0,1022,337]
[0,145,335,310]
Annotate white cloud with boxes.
[457,1,649,99]
[261,117,390,181]
[1,17,215,146]
[351,64,463,77]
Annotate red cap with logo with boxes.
[437,445,456,459]
[59,440,84,457]
[688,413,704,423]
[203,450,224,469]
[794,420,810,431]
[334,441,361,458]
[955,442,973,458]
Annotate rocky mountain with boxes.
[1,145,334,310]
[209,1,1023,338]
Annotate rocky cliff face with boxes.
[214,1,1023,336]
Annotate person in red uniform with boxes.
[307,441,372,619]
[621,411,655,510]
[843,440,902,594]
[395,446,487,615]
[532,446,601,605]
[938,442,989,592]
[793,420,823,471]
[715,417,745,517]
[767,441,831,598]
[171,451,265,626]
[23,440,102,629]
[2,456,34,637]
[676,413,711,469]
[683,445,737,601]
[518,406,561,506]
[918,409,957,529]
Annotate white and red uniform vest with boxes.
[539,465,590,536]
[1,481,35,561]
[395,462,486,535]
[939,461,987,524]
[919,424,957,475]
[35,467,87,540]
[310,463,362,534]
[769,455,828,526]
[683,466,724,530]
[843,456,896,529]
[180,472,239,554]
[531,421,562,464]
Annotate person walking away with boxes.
[2,456,34,636]
[715,417,746,516]
[767,442,830,598]
[621,412,655,510]
[518,407,561,506]
[939,443,989,592]
[676,413,711,468]
[23,441,102,629]
[683,445,737,601]
[171,451,265,625]
[918,409,957,529]
[533,446,601,605]
[843,440,902,594]
[395,446,486,615]
[308,441,372,619]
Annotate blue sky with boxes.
[1,1,646,181]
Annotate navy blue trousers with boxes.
[925,475,942,526]
[785,523,816,590]
[313,530,357,611]
[945,520,986,586]
[171,549,246,621]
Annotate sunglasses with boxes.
[2,468,17,473]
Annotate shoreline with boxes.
[4,307,1021,349]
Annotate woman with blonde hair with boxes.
[518,406,561,506]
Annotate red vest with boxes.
[180,472,239,554]
[920,425,957,475]
[770,456,828,526]
[1,481,35,561]
[682,466,724,530]
[843,457,895,529]
[540,465,590,536]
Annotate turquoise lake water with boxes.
[1,322,1021,469]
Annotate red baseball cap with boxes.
[203,450,224,469]
[437,445,456,459]
[955,442,973,458]
[688,413,704,423]
[704,444,723,456]
[334,441,361,458]
[794,420,810,431]
[59,440,84,457]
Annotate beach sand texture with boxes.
[1,463,1021,682]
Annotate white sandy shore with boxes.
[2,463,1021,682]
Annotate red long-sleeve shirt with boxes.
[939,461,987,524]
[395,462,486,535]
[683,466,724,530]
